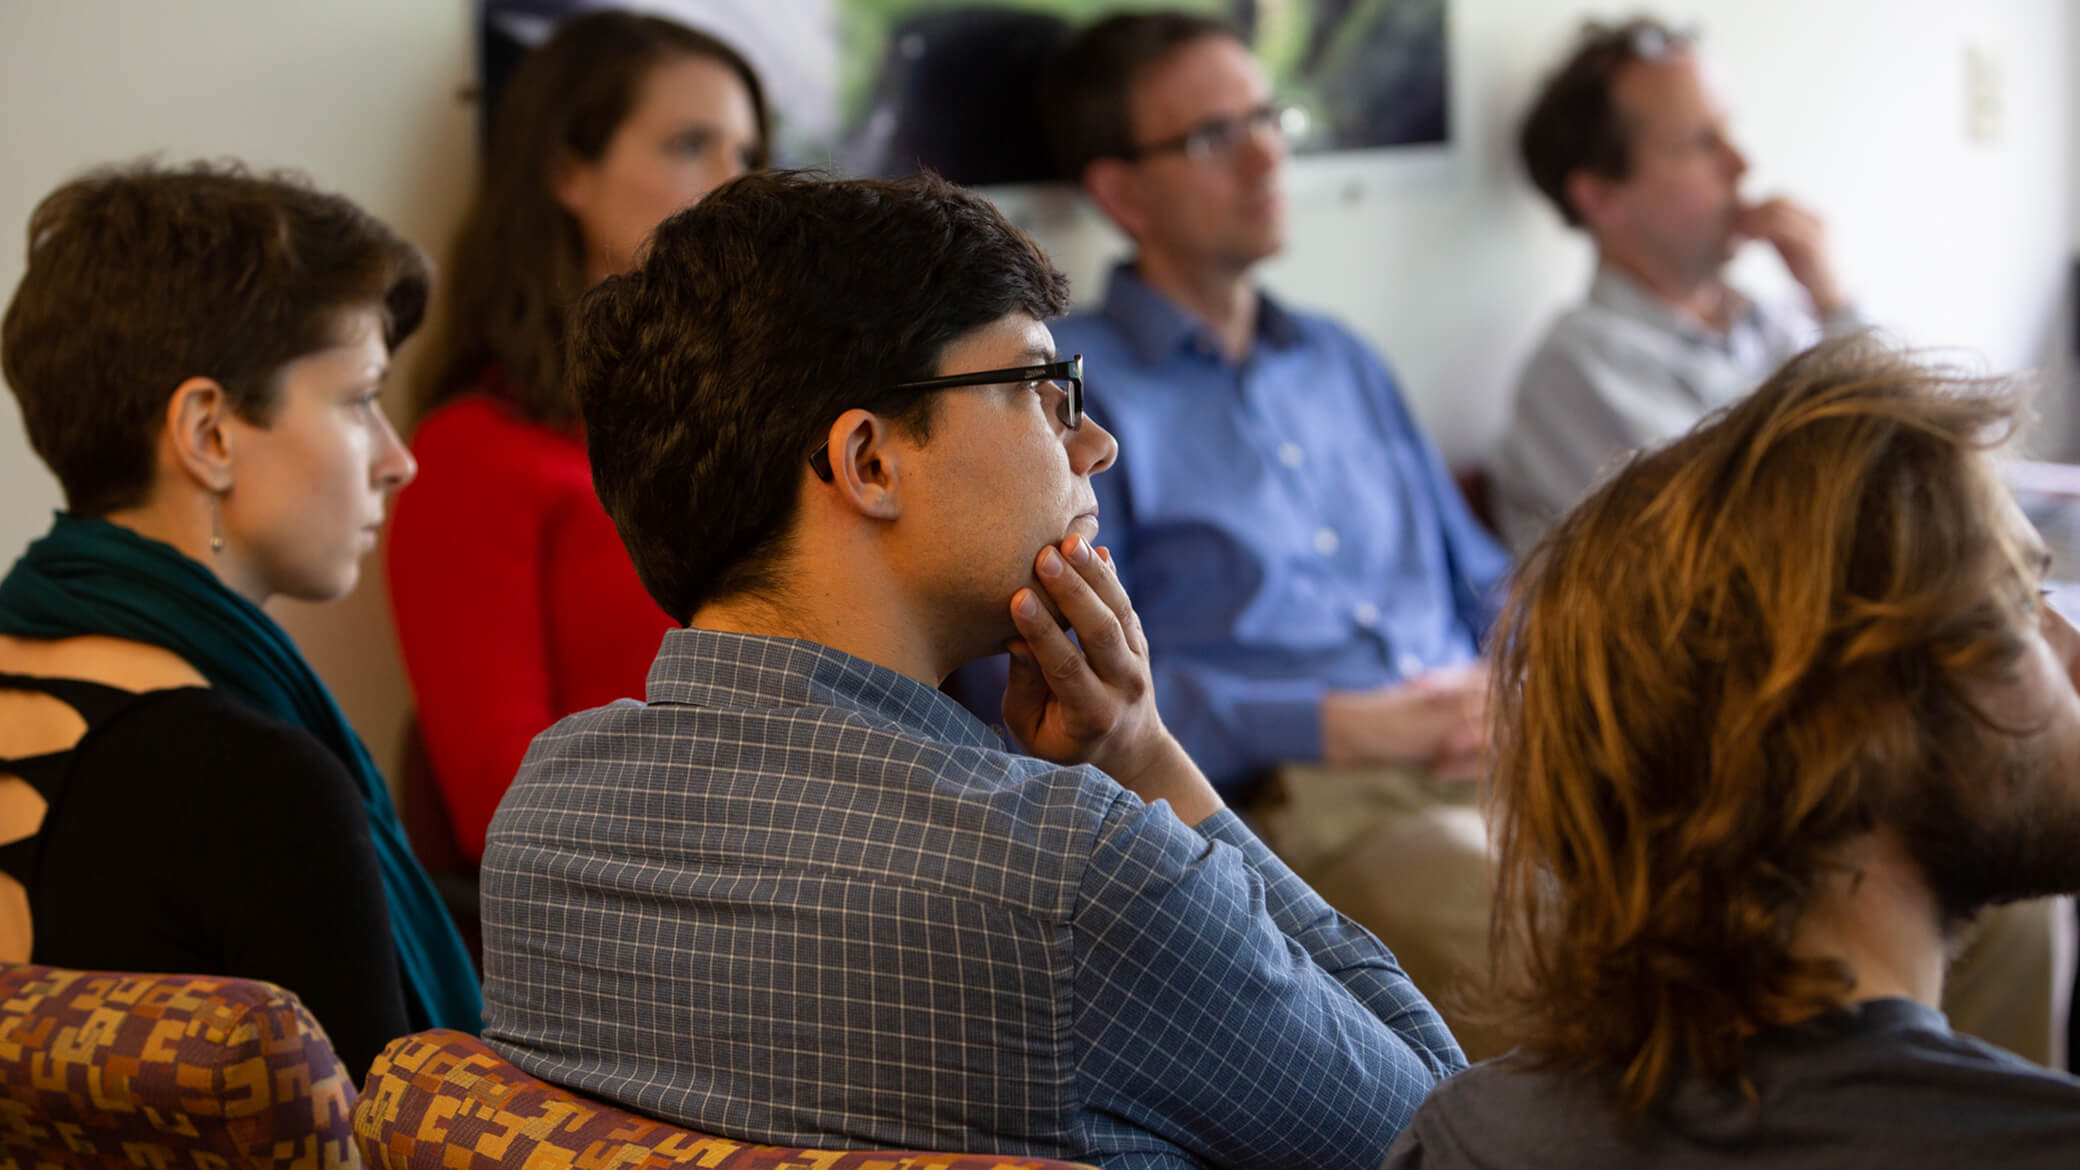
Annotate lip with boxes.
[1066,509,1101,544]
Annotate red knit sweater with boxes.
[386,393,674,861]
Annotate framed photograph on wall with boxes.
[477,0,1450,187]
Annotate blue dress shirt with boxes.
[1007,266,1508,797]
[483,628,1464,1170]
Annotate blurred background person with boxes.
[1390,339,2080,1167]
[387,9,769,871]
[0,162,481,1080]
[1491,17,2070,1067]
[1490,18,1861,554]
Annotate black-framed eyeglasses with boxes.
[808,355,1084,481]
[1126,101,1303,164]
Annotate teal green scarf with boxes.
[0,512,482,1034]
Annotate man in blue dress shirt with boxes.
[978,10,1512,1054]
[480,169,1463,1170]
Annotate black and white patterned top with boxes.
[482,628,1465,1170]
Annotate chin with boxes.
[276,565,361,605]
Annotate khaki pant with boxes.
[1252,763,2076,1069]
[1943,895,2075,1068]
[1253,763,1506,1060]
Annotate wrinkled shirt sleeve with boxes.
[1071,799,1466,1170]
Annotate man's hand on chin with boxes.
[1734,195,1849,319]
[1000,534,1223,826]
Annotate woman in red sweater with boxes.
[388,11,769,861]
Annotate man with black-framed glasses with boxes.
[477,169,1463,1170]
[953,9,1513,1056]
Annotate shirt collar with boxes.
[644,627,1005,752]
[1588,263,1759,347]
[1096,262,1305,367]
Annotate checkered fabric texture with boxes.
[483,631,1461,1167]
[0,963,359,1169]
[354,1030,1095,1170]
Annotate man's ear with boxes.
[819,408,903,520]
[1083,158,1148,240]
[163,376,236,493]
[1565,168,1622,234]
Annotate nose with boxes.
[1069,417,1118,478]
[372,406,418,491]
[1723,138,1749,181]
[1240,118,1286,177]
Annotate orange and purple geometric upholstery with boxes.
[0,962,360,1169]
[354,1030,1097,1170]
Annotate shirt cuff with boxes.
[1236,688,1325,770]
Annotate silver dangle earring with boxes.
[209,491,226,555]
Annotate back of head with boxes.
[1,160,427,517]
[1045,9,1243,181]
[1518,17,1691,227]
[568,170,1069,624]
[424,9,771,425]
[1487,336,2036,1111]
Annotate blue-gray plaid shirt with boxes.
[482,629,1465,1169]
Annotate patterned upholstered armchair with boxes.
[0,962,361,1169]
[356,1030,1097,1170]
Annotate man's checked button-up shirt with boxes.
[482,628,1465,1170]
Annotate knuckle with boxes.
[1046,651,1087,682]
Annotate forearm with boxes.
[1078,802,1465,1168]
[1109,732,1224,827]
[1197,810,1466,1079]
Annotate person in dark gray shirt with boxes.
[1395,998,2080,1167]
[1388,336,2080,1169]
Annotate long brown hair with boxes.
[420,10,769,427]
[1484,336,2034,1114]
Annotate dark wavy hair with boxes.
[1518,17,1692,227]
[570,170,1071,623]
[1484,336,2035,1114]
[2,159,427,516]
[419,10,769,427]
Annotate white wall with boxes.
[0,0,2073,767]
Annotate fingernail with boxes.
[1067,536,1092,564]
[1038,548,1063,577]
[1016,590,1039,617]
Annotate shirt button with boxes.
[1278,442,1306,469]
[1353,601,1380,627]
[1313,527,1340,556]
[1397,651,1425,677]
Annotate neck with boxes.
[100,492,269,607]
[1787,830,1949,1011]
[1132,251,1258,362]
[1598,243,1736,334]
[688,546,957,688]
